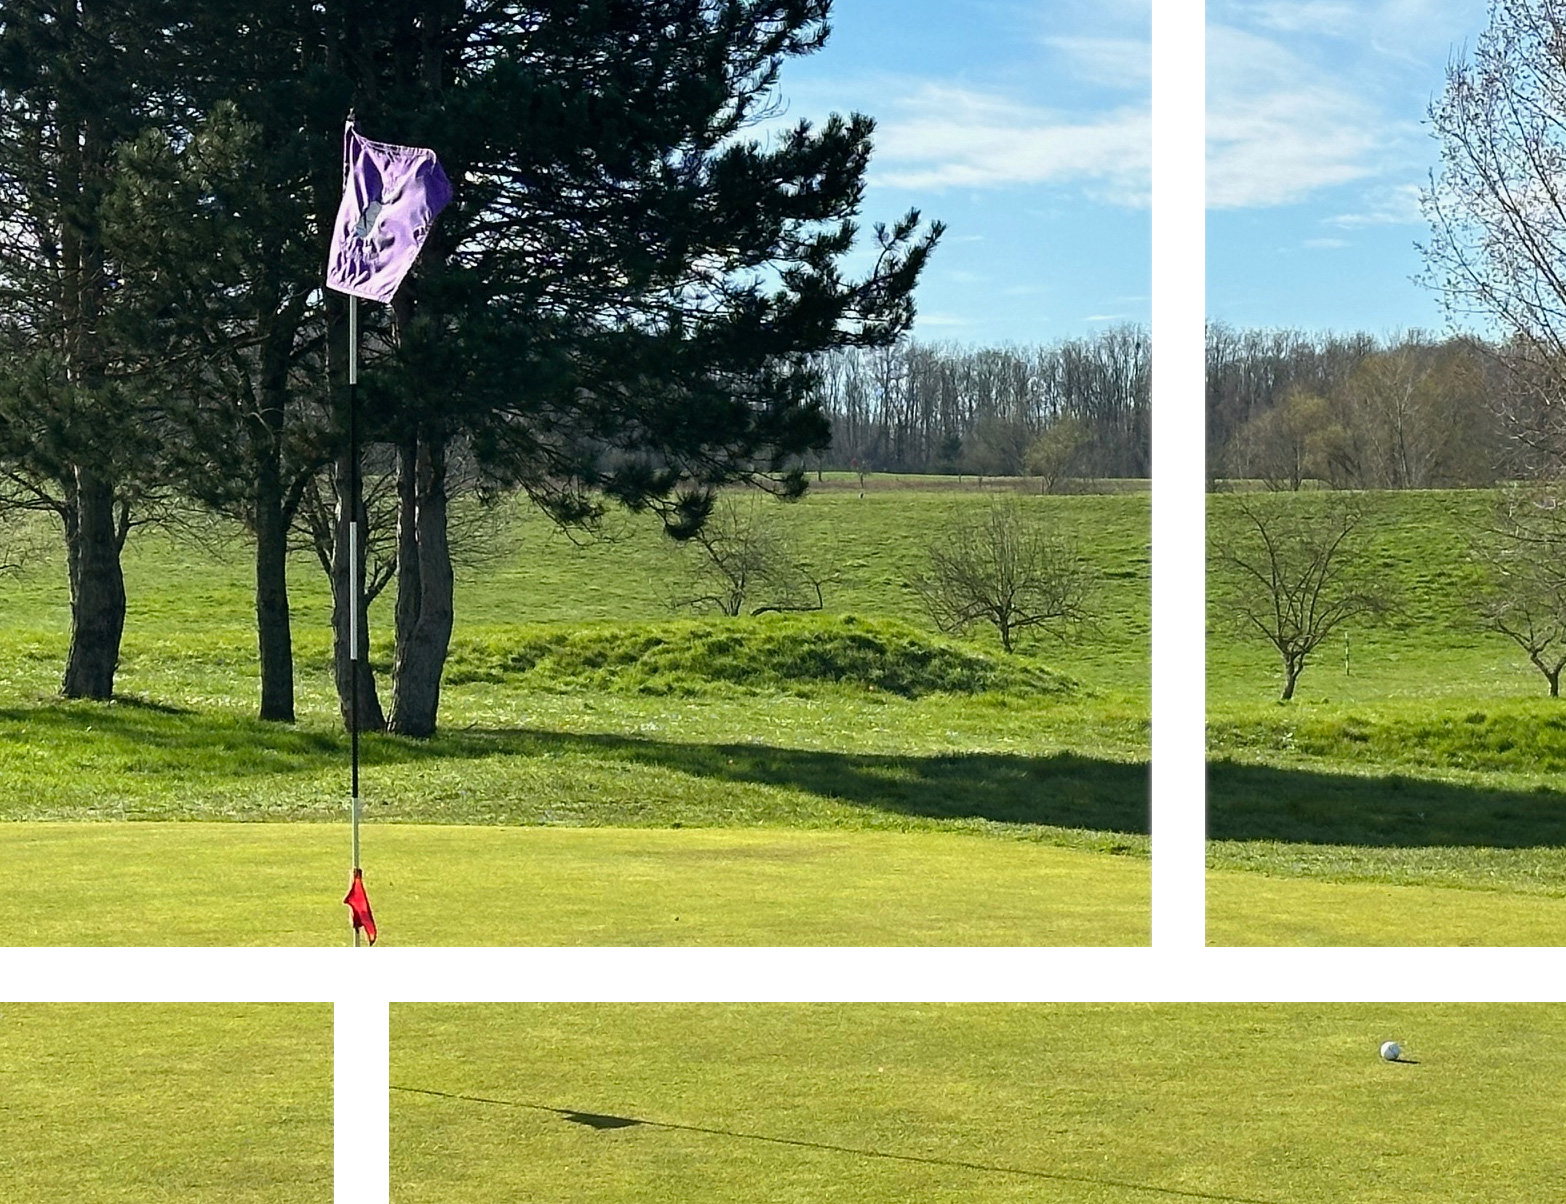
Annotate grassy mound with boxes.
[1209,700,1566,776]
[443,614,1074,699]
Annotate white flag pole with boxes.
[349,290,361,947]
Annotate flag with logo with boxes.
[326,121,452,303]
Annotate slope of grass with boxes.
[1208,489,1566,939]
[443,613,1076,698]
[391,1003,1566,1204]
[0,823,1149,946]
[0,1004,332,1203]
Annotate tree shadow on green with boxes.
[1209,759,1566,848]
[0,701,1148,835]
[496,728,1150,834]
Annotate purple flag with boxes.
[326,123,452,304]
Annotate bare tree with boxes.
[1423,0,1566,461]
[669,494,831,617]
[909,498,1094,652]
[1025,416,1090,494]
[1472,487,1566,695]
[1209,498,1391,700]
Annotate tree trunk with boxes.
[1549,668,1560,699]
[1280,658,1300,702]
[61,467,126,699]
[253,451,295,722]
[331,449,386,733]
[390,429,453,738]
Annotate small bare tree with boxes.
[909,498,1094,652]
[1025,416,1090,494]
[669,493,831,617]
[1209,498,1391,700]
[1472,487,1566,695]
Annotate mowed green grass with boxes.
[0,1004,331,1203]
[391,1003,1566,1204]
[0,489,1149,945]
[1209,489,1566,943]
[0,823,1148,945]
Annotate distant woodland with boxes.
[1203,324,1561,490]
[811,325,1150,480]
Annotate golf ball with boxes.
[1380,1041,1401,1061]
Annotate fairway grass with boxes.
[0,1004,331,1203]
[0,822,1149,945]
[391,1003,1566,1204]
[1207,867,1566,945]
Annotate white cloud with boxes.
[1207,25,1405,208]
[873,84,1150,206]
[1326,182,1425,227]
[914,311,977,328]
[1042,35,1151,88]
[1237,1,1360,37]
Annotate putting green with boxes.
[1208,868,1566,945]
[0,822,1148,945]
[391,1003,1566,1204]
[0,1004,331,1204]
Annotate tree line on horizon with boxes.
[812,325,1149,481]
[1205,325,1530,491]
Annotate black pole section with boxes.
[349,297,360,805]
[348,290,361,949]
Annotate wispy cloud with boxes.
[873,83,1150,206]
[914,310,977,328]
[1041,35,1151,87]
[1326,182,1424,227]
[1240,0,1361,37]
[1207,25,1405,208]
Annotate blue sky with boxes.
[773,0,1151,346]
[1207,0,1492,335]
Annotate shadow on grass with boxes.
[0,701,1148,834]
[392,1086,1272,1203]
[1209,760,1566,848]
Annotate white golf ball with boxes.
[1380,1041,1402,1061]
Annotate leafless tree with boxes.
[1423,0,1566,463]
[909,498,1094,652]
[1025,416,1090,493]
[1209,499,1392,701]
[669,493,831,617]
[1471,486,1566,695]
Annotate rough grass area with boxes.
[443,614,1075,698]
[0,1004,331,1203]
[0,823,1149,945]
[391,1003,1566,1204]
[1208,489,1566,941]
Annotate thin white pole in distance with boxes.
[349,292,362,947]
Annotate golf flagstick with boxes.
[349,290,361,947]
[326,111,451,947]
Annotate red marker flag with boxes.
[344,868,377,945]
